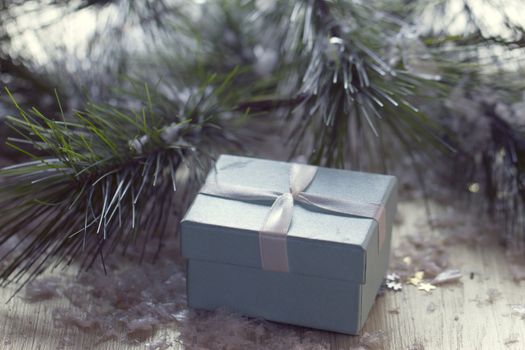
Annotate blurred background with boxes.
[0,0,524,254]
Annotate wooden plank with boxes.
[334,201,525,349]
[0,200,523,349]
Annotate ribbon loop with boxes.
[289,164,317,197]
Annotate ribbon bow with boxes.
[200,163,386,272]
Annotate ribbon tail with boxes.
[259,193,294,272]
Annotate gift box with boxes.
[181,155,398,334]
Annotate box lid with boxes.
[181,155,397,284]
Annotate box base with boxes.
[187,259,370,335]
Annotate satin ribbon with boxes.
[200,163,386,272]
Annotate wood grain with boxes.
[0,200,524,349]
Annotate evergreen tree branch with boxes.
[279,0,457,168]
[0,76,242,289]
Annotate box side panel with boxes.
[384,177,399,244]
[187,259,361,335]
[181,221,366,283]
[181,222,261,268]
[358,222,393,327]
[359,177,398,328]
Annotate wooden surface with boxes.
[0,200,524,350]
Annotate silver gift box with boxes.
[181,155,398,334]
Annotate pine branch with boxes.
[442,85,525,251]
[478,112,525,251]
[275,0,457,168]
[0,78,241,292]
